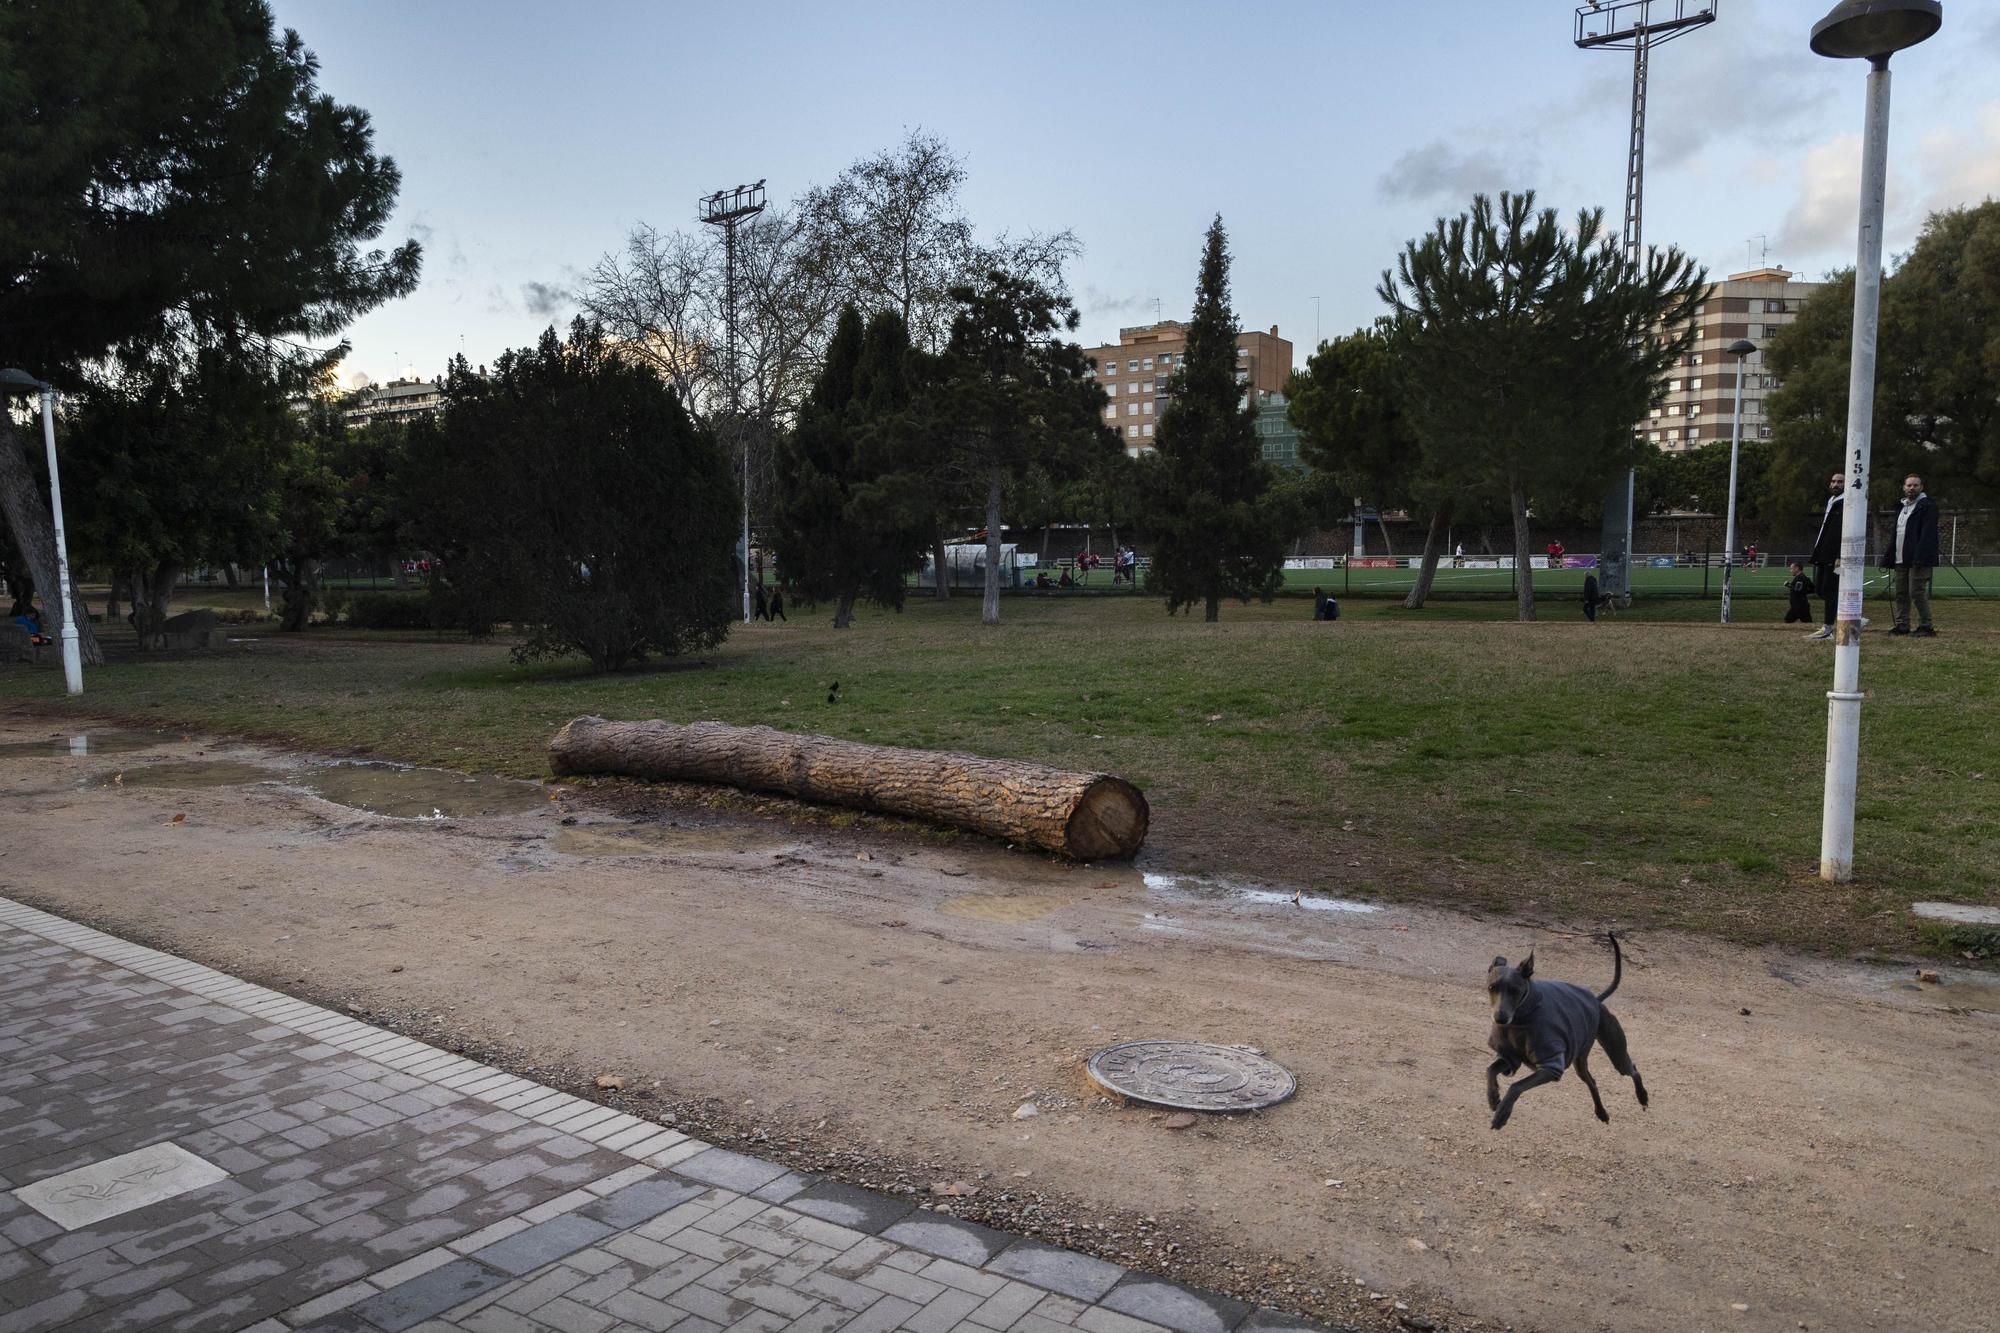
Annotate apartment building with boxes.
[1082,320,1293,457]
[343,377,444,429]
[1643,267,1823,453]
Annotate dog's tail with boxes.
[1597,931,1623,1001]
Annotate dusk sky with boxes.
[268,0,2000,388]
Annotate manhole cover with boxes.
[1086,1040,1296,1112]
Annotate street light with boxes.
[1810,0,1941,882]
[1719,338,1757,625]
[0,368,83,695]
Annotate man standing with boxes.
[1883,472,1939,637]
[1806,469,1845,641]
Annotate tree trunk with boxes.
[276,558,319,632]
[131,560,179,648]
[982,467,1003,627]
[1509,470,1537,622]
[224,564,240,589]
[0,413,105,664]
[832,588,857,629]
[1402,500,1454,610]
[550,716,1150,860]
[103,572,122,626]
[1204,592,1219,623]
[1375,513,1395,557]
[932,534,950,600]
[391,562,408,591]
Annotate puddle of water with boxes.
[550,824,790,857]
[1142,871,1381,914]
[0,730,175,758]
[937,893,1067,924]
[89,760,284,790]
[292,761,549,820]
[1895,981,2000,1014]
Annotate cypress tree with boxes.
[769,306,931,627]
[1141,217,1290,621]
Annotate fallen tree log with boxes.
[549,716,1148,860]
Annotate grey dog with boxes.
[1485,933,1647,1130]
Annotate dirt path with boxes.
[3,716,1995,1333]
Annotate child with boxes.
[1784,562,1815,623]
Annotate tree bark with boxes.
[1204,591,1219,623]
[550,716,1150,860]
[0,413,104,664]
[982,467,1003,627]
[130,561,179,648]
[1375,513,1395,557]
[932,534,950,600]
[832,588,856,629]
[1509,469,1537,622]
[1402,500,1454,610]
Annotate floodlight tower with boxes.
[1575,0,1718,606]
[700,179,768,625]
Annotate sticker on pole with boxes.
[1839,586,1865,617]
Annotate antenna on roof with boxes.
[1746,233,1769,268]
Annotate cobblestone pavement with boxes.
[0,898,1335,1333]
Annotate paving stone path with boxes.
[0,898,1334,1333]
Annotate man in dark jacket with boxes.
[1806,469,1846,641]
[1882,472,1939,637]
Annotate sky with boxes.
[267,0,2000,388]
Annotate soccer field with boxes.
[1278,561,2000,600]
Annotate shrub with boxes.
[344,592,432,630]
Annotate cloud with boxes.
[1080,286,1161,319]
[1914,100,2000,216]
[521,280,574,319]
[1377,141,1543,205]
[1777,134,1863,258]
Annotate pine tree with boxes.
[768,307,931,627]
[1140,217,1291,621]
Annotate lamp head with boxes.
[0,367,48,395]
[1810,0,1942,62]
[1726,339,1758,357]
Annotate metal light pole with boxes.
[700,180,768,625]
[1718,338,1756,624]
[1,369,83,695]
[1575,0,1718,606]
[1810,0,1942,882]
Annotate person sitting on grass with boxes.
[1582,573,1606,622]
[1035,571,1053,589]
[1058,568,1074,590]
[1784,562,1815,624]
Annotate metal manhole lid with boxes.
[1086,1040,1296,1112]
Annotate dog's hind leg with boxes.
[1573,1048,1610,1123]
[1597,1009,1648,1108]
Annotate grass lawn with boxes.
[7,588,1996,960]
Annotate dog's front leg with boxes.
[1486,1058,1513,1111]
[1491,1068,1562,1129]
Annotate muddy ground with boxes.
[1,715,1995,1333]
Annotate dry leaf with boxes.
[164,813,186,825]
[594,1074,627,1090]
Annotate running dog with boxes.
[1485,933,1647,1129]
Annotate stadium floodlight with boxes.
[1718,339,1756,626]
[0,368,82,695]
[1811,0,1941,882]
[1575,0,1719,608]
[700,180,768,626]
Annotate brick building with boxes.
[1081,320,1293,457]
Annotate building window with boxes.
[1668,379,1681,393]
[1765,299,1787,313]
[1690,378,1701,391]
[1686,429,1699,442]
[1142,400,1153,414]
[1759,425,1772,438]
[1159,352,1172,364]
[1688,404,1700,416]
[1649,431,1661,442]
[1127,403,1138,416]
[1235,371,1247,383]
[1142,423,1153,437]
[1128,359,1138,371]
[1105,407,1117,421]
[1142,357,1153,370]
[1236,347,1247,358]
[1128,425,1139,438]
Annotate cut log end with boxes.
[1064,777,1150,861]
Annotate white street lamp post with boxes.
[1810,0,1942,882]
[1719,338,1757,625]
[1,369,83,695]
